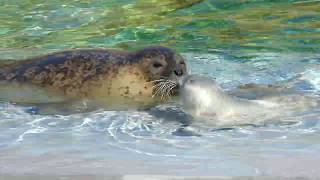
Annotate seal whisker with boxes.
[152,86,164,98]
[156,81,171,100]
[168,82,177,91]
[164,83,176,100]
[164,80,178,99]
[158,82,169,100]
[152,82,166,98]
[161,84,168,100]
[149,78,178,100]
[168,82,177,94]
[161,81,177,100]
[149,79,167,90]
[152,82,165,89]
[151,79,168,90]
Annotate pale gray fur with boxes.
[179,75,318,126]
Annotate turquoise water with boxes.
[0,0,319,53]
[1,0,320,178]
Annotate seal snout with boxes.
[174,69,184,77]
[179,74,200,87]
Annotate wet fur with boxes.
[0,46,186,108]
[180,75,319,126]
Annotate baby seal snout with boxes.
[179,75,224,118]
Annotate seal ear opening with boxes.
[0,59,19,68]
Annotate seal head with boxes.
[179,75,227,117]
[133,46,186,84]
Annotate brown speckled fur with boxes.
[0,46,187,107]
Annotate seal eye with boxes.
[153,62,163,68]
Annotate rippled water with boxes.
[0,0,319,53]
[1,0,320,178]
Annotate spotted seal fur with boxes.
[0,46,187,109]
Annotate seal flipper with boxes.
[230,83,291,99]
[230,74,305,100]
[0,60,10,80]
[0,81,66,104]
[0,59,21,69]
[27,99,101,115]
[0,81,102,115]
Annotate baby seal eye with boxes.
[153,62,163,68]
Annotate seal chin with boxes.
[178,75,189,86]
[171,84,180,95]
[168,74,187,96]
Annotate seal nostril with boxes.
[174,70,183,76]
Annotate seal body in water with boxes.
[0,46,187,109]
[179,75,318,125]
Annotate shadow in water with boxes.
[148,105,203,137]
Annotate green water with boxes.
[0,0,319,54]
[1,1,320,177]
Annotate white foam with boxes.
[16,126,47,142]
[299,67,320,91]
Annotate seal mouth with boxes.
[171,84,180,95]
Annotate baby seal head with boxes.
[179,75,222,115]
[133,46,187,99]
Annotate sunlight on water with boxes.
[1,0,320,177]
[0,0,319,52]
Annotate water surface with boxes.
[0,0,320,178]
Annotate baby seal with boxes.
[0,46,187,109]
[179,75,318,125]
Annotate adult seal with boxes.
[179,75,318,126]
[0,46,187,109]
